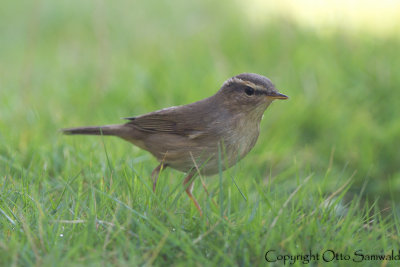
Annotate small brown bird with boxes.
[62,73,288,215]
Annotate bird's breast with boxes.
[224,114,260,160]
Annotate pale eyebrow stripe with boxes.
[239,81,267,94]
[240,80,257,88]
[228,79,268,95]
[223,77,257,87]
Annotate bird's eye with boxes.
[244,86,255,96]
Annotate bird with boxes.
[62,73,288,215]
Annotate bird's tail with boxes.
[61,124,128,136]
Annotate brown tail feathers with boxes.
[61,124,127,136]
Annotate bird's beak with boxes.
[267,91,289,100]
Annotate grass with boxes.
[1,0,400,266]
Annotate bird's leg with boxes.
[151,163,167,192]
[183,172,202,216]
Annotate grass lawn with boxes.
[1,0,400,266]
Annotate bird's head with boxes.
[217,73,288,115]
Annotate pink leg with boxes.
[183,172,202,216]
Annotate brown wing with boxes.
[125,110,204,137]
[123,97,222,138]
[127,115,178,132]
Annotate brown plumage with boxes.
[62,73,288,215]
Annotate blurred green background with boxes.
[1,0,400,264]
